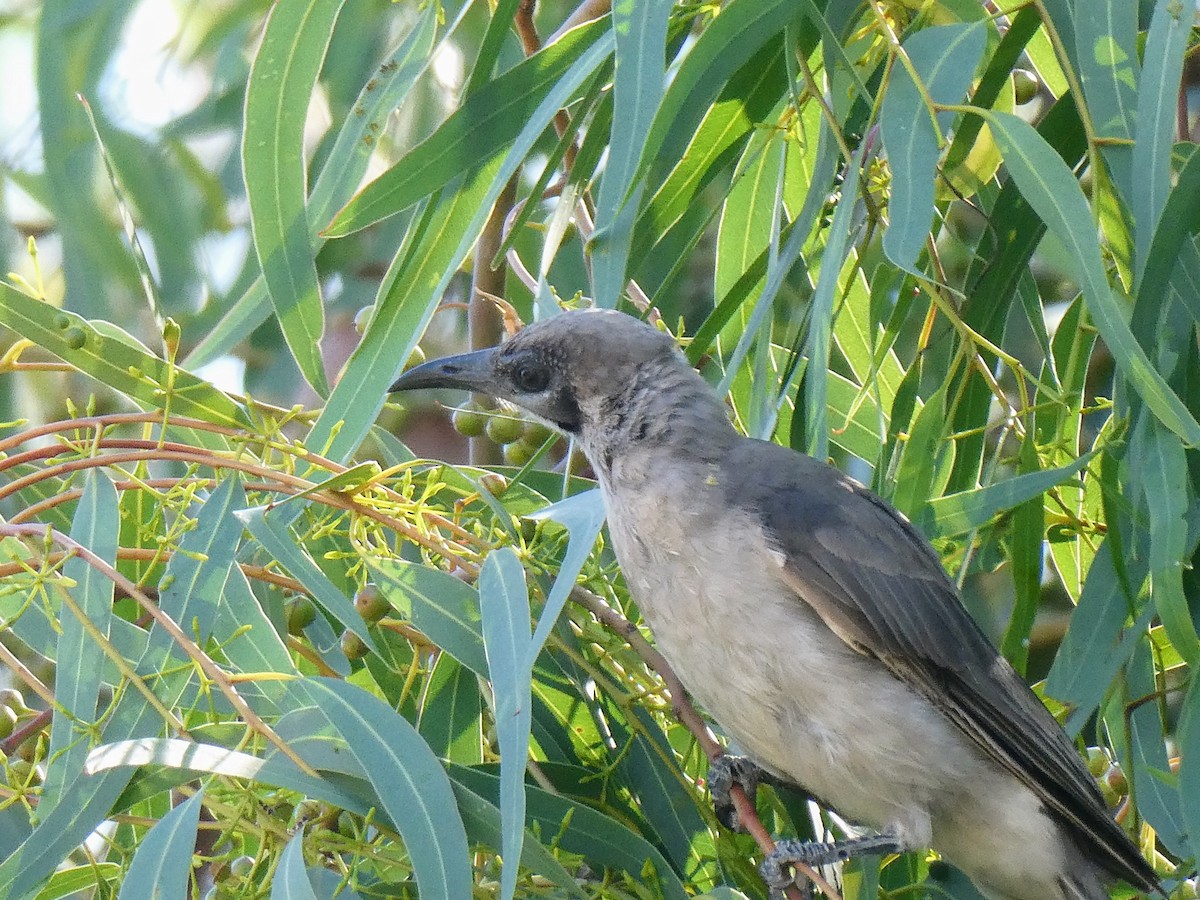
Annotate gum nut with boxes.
[486,413,526,445]
[285,596,317,635]
[1012,69,1040,105]
[340,630,370,660]
[452,403,488,437]
[503,441,535,467]
[353,583,390,623]
[353,305,374,334]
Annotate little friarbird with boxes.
[388,308,1160,900]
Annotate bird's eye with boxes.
[512,360,550,393]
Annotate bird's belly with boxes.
[608,510,979,837]
[606,509,1083,898]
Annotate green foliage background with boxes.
[0,0,1198,897]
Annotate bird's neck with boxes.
[578,361,737,487]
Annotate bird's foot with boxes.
[761,834,902,898]
[707,755,766,832]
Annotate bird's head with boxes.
[388,308,683,437]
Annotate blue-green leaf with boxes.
[1131,0,1191,279]
[806,146,865,460]
[43,472,119,816]
[986,110,1200,447]
[479,548,532,900]
[0,285,250,429]
[525,490,606,664]
[236,505,378,655]
[243,0,347,395]
[184,4,440,370]
[449,764,688,900]
[117,789,205,900]
[1138,418,1200,665]
[880,23,986,272]
[367,558,487,677]
[1178,677,1200,866]
[270,833,319,900]
[305,679,472,900]
[591,0,672,307]
[307,29,614,465]
[1073,0,1138,201]
[928,449,1097,537]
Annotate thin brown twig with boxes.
[0,523,317,776]
[0,411,482,548]
[569,586,839,900]
[0,547,307,596]
[0,441,477,562]
[0,709,52,757]
[0,641,56,710]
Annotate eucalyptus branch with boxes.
[0,523,317,776]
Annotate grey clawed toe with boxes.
[761,834,902,897]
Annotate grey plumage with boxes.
[389,308,1160,900]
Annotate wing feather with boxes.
[724,440,1157,891]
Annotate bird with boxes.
[388,307,1161,900]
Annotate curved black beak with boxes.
[388,347,499,394]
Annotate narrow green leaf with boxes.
[1136,146,1200,302]
[450,782,585,898]
[243,0,348,395]
[1002,438,1046,674]
[270,833,319,900]
[42,472,118,816]
[152,477,245,652]
[367,558,487,677]
[891,384,950,523]
[0,774,133,899]
[1178,677,1200,866]
[449,765,689,900]
[985,110,1200,447]
[184,5,440,370]
[214,570,298,718]
[0,285,250,429]
[1131,0,1191,279]
[307,2,438,232]
[464,0,523,93]
[33,865,121,900]
[717,118,838,405]
[1121,640,1187,855]
[591,0,672,307]
[308,30,614,465]
[715,130,785,320]
[1045,540,1149,735]
[236,505,379,655]
[418,656,484,764]
[632,42,786,276]
[606,704,715,887]
[634,0,804,194]
[116,789,205,900]
[479,548,532,900]
[1138,418,1200,665]
[880,23,986,272]
[86,736,370,818]
[1073,0,1138,201]
[325,20,609,237]
[524,490,606,663]
[951,95,1087,492]
[35,0,133,315]
[306,678,472,900]
[826,370,886,464]
[928,450,1097,537]
[806,147,865,460]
